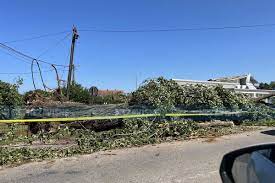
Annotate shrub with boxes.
[62,82,90,104]
[0,80,22,107]
[62,82,128,105]
[0,79,23,119]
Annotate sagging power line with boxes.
[0,42,69,67]
[0,69,55,75]
[0,31,72,93]
[0,27,80,98]
[31,59,47,91]
[0,47,32,64]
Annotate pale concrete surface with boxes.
[0,128,275,183]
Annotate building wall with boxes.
[173,79,238,89]
[173,79,275,103]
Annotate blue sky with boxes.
[1,0,275,93]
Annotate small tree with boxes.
[259,82,275,90]
[0,79,23,119]
[63,82,90,104]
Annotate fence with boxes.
[0,104,274,137]
[0,111,268,137]
[1,105,256,119]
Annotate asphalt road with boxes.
[1,128,275,183]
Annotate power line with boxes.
[0,29,73,91]
[2,31,70,44]
[0,48,32,64]
[60,40,72,79]
[31,59,47,91]
[79,23,275,32]
[0,43,33,62]
[36,32,71,59]
[0,42,69,67]
[0,69,55,75]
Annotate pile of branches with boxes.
[0,118,247,166]
[23,90,68,107]
[129,77,253,112]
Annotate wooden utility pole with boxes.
[67,26,79,100]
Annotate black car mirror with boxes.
[220,143,275,183]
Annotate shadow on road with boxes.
[261,130,275,136]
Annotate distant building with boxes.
[97,89,124,96]
[173,74,275,103]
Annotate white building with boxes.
[173,74,275,103]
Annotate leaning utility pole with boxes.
[67,26,79,100]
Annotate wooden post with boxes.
[67,26,79,100]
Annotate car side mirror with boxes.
[220,143,275,183]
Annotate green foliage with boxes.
[129,77,253,111]
[259,82,275,90]
[245,104,275,121]
[75,119,198,151]
[129,77,180,114]
[214,86,252,110]
[0,79,23,108]
[62,82,128,104]
[62,82,90,104]
[0,119,199,166]
[180,84,223,110]
[0,116,265,166]
[243,120,275,127]
[258,82,275,104]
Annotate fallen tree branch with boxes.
[197,121,234,128]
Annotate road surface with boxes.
[1,127,275,183]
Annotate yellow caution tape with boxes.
[0,112,245,123]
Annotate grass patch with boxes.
[243,120,275,127]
